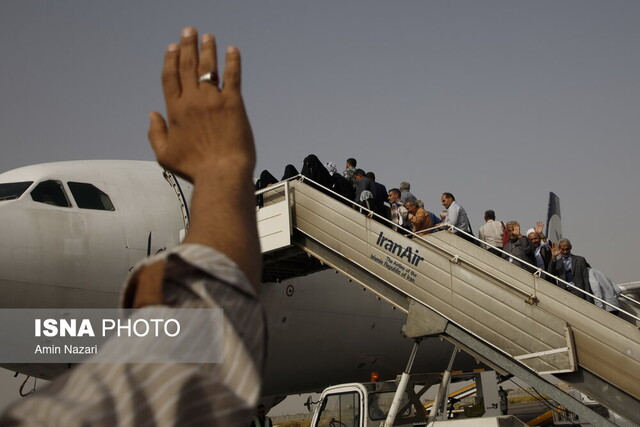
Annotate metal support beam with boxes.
[383,341,421,427]
[427,346,458,423]
[443,323,617,427]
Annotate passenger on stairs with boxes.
[343,157,358,190]
[256,170,278,189]
[388,188,409,232]
[418,200,443,230]
[354,169,372,204]
[325,161,355,202]
[526,222,552,280]
[440,192,475,244]
[587,265,622,316]
[399,181,417,204]
[354,169,385,222]
[478,209,505,256]
[281,164,299,180]
[256,169,278,207]
[548,239,593,302]
[366,171,390,220]
[301,154,333,189]
[502,221,532,270]
[405,200,433,236]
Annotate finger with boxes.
[148,112,168,160]
[179,27,200,94]
[198,33,218,80]
[162,43,180,102]
[222,45,241,92]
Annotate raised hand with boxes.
[513,224,521,237]
[148,27,255,184]
[550,242,560,259]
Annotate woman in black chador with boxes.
[300,154,332,189]
[281,164,299,180]
[255,169,278,207]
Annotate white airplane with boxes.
[3,160,638,406]
[0,160,479,400]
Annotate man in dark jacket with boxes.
[353,169,371,203]
[548,239,592,302]
[526,223,552,280]
[367,171,390,220]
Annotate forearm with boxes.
[184,168,261,290]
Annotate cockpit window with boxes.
[0,181,33,201]
[67,182,115,211]
[30,180,71,207]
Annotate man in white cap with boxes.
[325,161,337,175]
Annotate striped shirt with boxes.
[0,244,266,427]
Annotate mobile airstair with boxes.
[256,177,640,426]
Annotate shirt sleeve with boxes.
[445,203,459,228]
[0,244,266,427]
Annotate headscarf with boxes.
[301,154,332,189]
[256,170,278,190]
[281,164,299,180]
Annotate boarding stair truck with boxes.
[257,177,640,427]
[308,373,528,427]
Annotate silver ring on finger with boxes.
[198,71,219,87]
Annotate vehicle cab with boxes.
[310,380,426,427]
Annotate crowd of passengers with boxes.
[256,155,624,317]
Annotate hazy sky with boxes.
[1,0,639,412]
[2,1,639,282]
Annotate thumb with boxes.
[148,111,168,159]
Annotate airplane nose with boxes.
[0,196,92,308]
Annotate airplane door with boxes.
[120,170,191,270]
